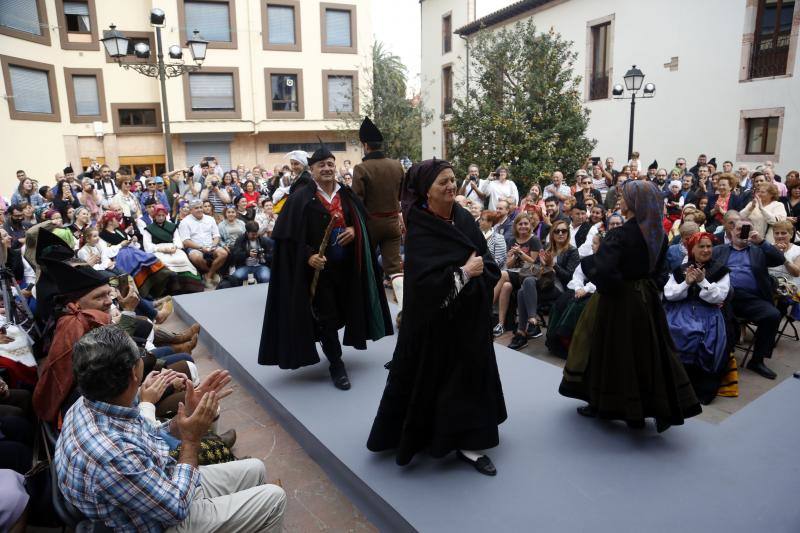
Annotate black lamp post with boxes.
[101,8,208,171]
[612,65,656,160]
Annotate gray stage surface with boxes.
[175,285,800,533]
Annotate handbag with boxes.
[519,260,555,291]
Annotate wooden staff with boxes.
[310,213,340,300]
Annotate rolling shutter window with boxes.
[9,65,51,113]
[184,1,231,42]
[325,9,350,47]
[327,75,353,113]
[0,0,42,35]
[189,73,235,110]
[267,5,294,45]
[185,141,231,172]
[72,75,100,116]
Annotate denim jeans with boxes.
[233,265,270,284]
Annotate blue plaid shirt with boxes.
[55,397,201,532]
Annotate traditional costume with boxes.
[142,205,204,293]
[664,232,731,404]
[352,117,406,321]
[367,159,507,474]
[257,142,392,389]
[559,180,701,432]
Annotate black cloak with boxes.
[258,179,393,369]
[367,203,507,465]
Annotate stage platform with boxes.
[175,285,800,533]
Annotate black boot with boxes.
[329,359,351,390]
[746,357,777,380]
[576,405,597,418]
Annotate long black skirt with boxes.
[559,280,701,426]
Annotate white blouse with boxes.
[664,272,730,305]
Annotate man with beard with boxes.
[352,117,405,323]
[258,142,392,390]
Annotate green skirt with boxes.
[559,280,701,425]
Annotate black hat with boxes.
[358,117,383,143]
[63,165,74,175]
[308,138,336,166]
[143,197,157,206]
[39,257,115,297]
[648,160,658,170]
[35,228,74,265]
[707,157,717,167]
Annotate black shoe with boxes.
[507,334,528,350]
[655,419,671,433]
[576,405,597,418]
[456,451,497,476]
[626,419,645,430]
[747,359,777,380]
[329,361,351,390]
[526,322,543,339]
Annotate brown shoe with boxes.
[218,429,237,449]
[170,333,198,354]
[154,298,174,324]
[155,323,200,345]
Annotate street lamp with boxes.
[613,65,656,160]
[101,9,209,171]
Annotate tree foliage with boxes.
[337,42,431,161]
[447,20,596,193]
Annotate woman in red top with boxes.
[242,179,260,208]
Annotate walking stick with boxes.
[310,213,340,300]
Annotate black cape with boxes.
[258,180,392,369]
[367,204,507,465]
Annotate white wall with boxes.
[421,0,800,175]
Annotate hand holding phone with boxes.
[738,224,752,240]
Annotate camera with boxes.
[211,180,219,188]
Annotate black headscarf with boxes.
[400,158,452,223]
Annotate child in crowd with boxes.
[663,180,685,232]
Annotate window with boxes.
[323,70,358,118]
[105,31,155,63]
[321,3,357,53]
[265,68,304,118]
[55,0,99,50]
[589,22,611,100]
[442,65,453,114]
[750,0,795,78]
[179,0,237,49]
[745,116,780,154]
[0,0,50,45]
[112,103,162,133]
[262,0,301,51]
[442,122,454,159]
[268,142,346,153]
[64,67,107,123]
[183,68,241,119]
[0,55,60,121]
[185,141,231,172]
[118,156,166,180]
[737,108,785,161]
[442,13,452,54]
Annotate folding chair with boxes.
[733,317,758,369]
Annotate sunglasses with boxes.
[554,228,569,235]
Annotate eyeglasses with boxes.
[554,228,569,235]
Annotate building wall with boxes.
[421,0,800,176]
[0,0,371,193]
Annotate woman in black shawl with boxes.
[559,180,701,432]
[367,159,507,475]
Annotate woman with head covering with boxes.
[367,159,507,475]
[141,205,203,294]
[663,232,731,405]
[559,180,701,432]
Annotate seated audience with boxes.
[713,218,785,379]
[230,221,273,285]
[142,205,204,294]
[179,200,229,288]
[740,182,787,243]
[219,206,247,249]
[666,221,699,270]
[479,210,507,268]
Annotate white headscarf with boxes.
[286,150,308,167]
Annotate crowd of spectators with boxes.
[0,150,797,530]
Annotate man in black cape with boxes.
[257,142,393,389]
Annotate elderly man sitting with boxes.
[55,325,286,531]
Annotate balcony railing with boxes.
[750,34,790,79]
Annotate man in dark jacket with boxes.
[230,220,273,285]
[352,117,405,320]
[712,218,785,379]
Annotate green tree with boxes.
[337,42,431,161]
[448,20,596,193]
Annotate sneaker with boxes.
[492,323,504,337]
[526,323,543,339]
[507,334,528,350]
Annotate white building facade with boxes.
[420,0,800,176]
[0,0,371,192]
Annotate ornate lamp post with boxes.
[612,65,656,160]
[101,8,208,171]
